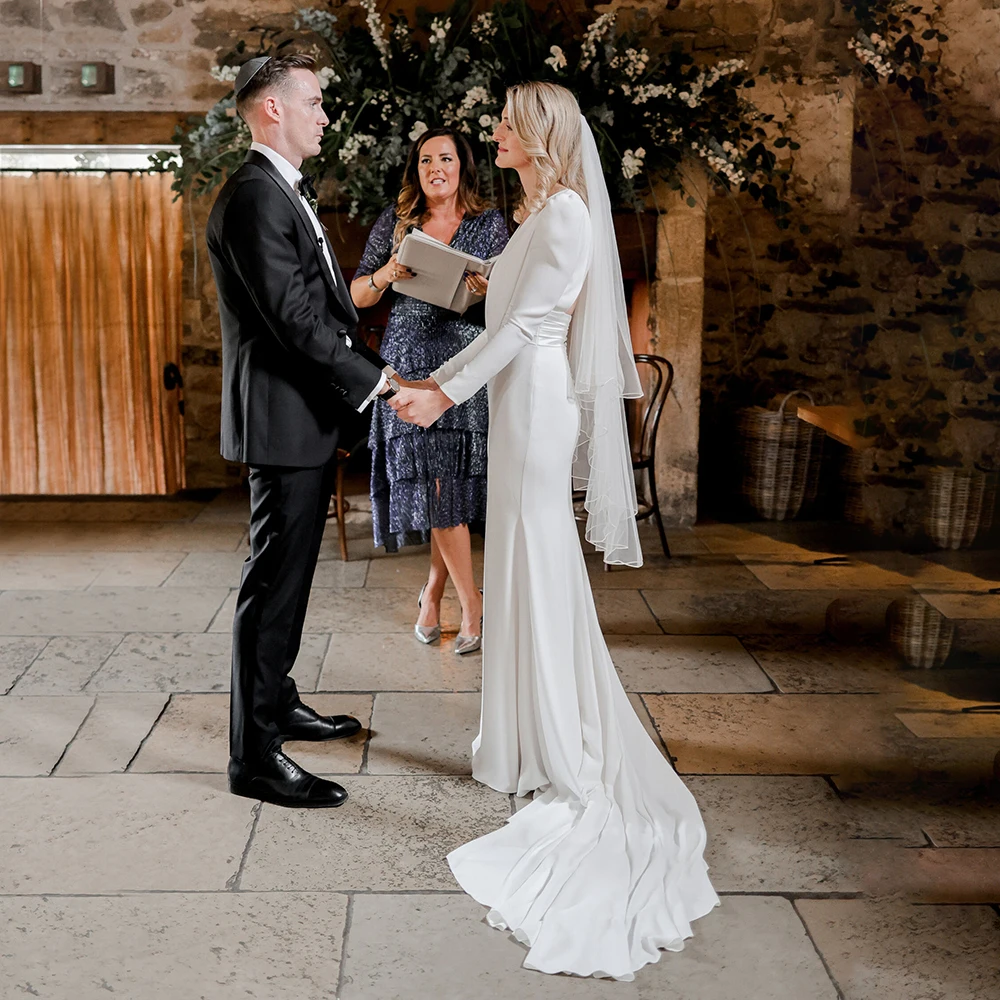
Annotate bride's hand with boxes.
[389,386,453,428]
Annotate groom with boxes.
[206,54,402,808]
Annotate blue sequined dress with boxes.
[357,205,510,552]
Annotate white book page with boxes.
[393,231,493,312]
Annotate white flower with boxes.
[580,12,616,71]
[459,86,492,118]
[315,66,340,90]
[611,47,649,80]
[848,34,893,78]
[408,120,429,141]
[633,83,675,104]
[361,0,390,70]
[329,110,349,133]
[621,148,645,180]
[691,140,746,187]
[544,45,567,71]
[339,132,377,164]
[349,199,359,219]
[210,65,240,84]
[430,16,451,42]
[471,11,496,39]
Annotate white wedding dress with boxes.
[432,188,719,981]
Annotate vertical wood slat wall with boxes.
[1,155,185,494]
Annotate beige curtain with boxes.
[0,170,185,494]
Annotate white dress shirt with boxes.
[250,142,388,410]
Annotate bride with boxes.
[389,81,719,981]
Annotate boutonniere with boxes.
[298,173,319,214]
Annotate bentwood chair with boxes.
[629,354,674,561]
[575,353,674,567]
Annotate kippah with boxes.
[234,56,271,96]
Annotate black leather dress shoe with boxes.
[277,703,363,742]
[228,749,348,808]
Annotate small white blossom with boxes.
[430,17,450,42]
[471,11,496,39]
[329,110,349,133]
[691,139,746,187]
[479,113,492,127]
[632,83,675,104]
[210,65,240,84]
[621,147,645,180]
[349,199,359,219]
[544,45,567,71]
[462,86,490,108]
[361,0,390,70]
[339,132,377,164]
[408,120,429,141]
[848,32,893,78]
[315,66,340,90]
[611,47,648,80]
[676,59,746,108]
[580,12,616,71]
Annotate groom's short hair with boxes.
[236,53,317,120]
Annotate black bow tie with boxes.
[298,173,318,208]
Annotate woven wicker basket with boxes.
[926,468,987,550]
[740,391,823,521]
[886,597,955,669]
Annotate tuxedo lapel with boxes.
[243,150,350,320]
[320,219,359,326]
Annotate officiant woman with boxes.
[350,127,509,654]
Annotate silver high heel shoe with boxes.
[414,584,441,645]
[454,591,483,655]
[453,632,481,655]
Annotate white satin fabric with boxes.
[433,190,718,981]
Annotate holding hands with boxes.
[390,382,455,427]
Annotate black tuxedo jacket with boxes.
[207,149,386,468]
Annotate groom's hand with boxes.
[389,386,454,427]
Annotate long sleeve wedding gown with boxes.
[431,188,719,981]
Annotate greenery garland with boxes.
[156,0,792,226]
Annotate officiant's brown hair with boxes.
[393,127,487,248]
[235,53,317,119]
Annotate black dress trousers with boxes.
[230,455,337,762]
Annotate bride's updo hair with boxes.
[505,82,587,223]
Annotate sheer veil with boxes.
[569,115,644,567]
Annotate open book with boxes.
[392,229,499,315]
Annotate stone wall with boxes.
[675,1,1000,535]
[5,0,1000,527]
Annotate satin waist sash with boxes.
[534,309,572,348]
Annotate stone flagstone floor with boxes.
[1,489,999,999]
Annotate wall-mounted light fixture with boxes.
[1,62,43,94]
[80,62,115,94]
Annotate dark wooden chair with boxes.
[629,354,674,561]
[574,353,674,566]
[326,437,369,562]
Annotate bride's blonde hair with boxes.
[505,81,587,223]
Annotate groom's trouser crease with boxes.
[231,456,338,761]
